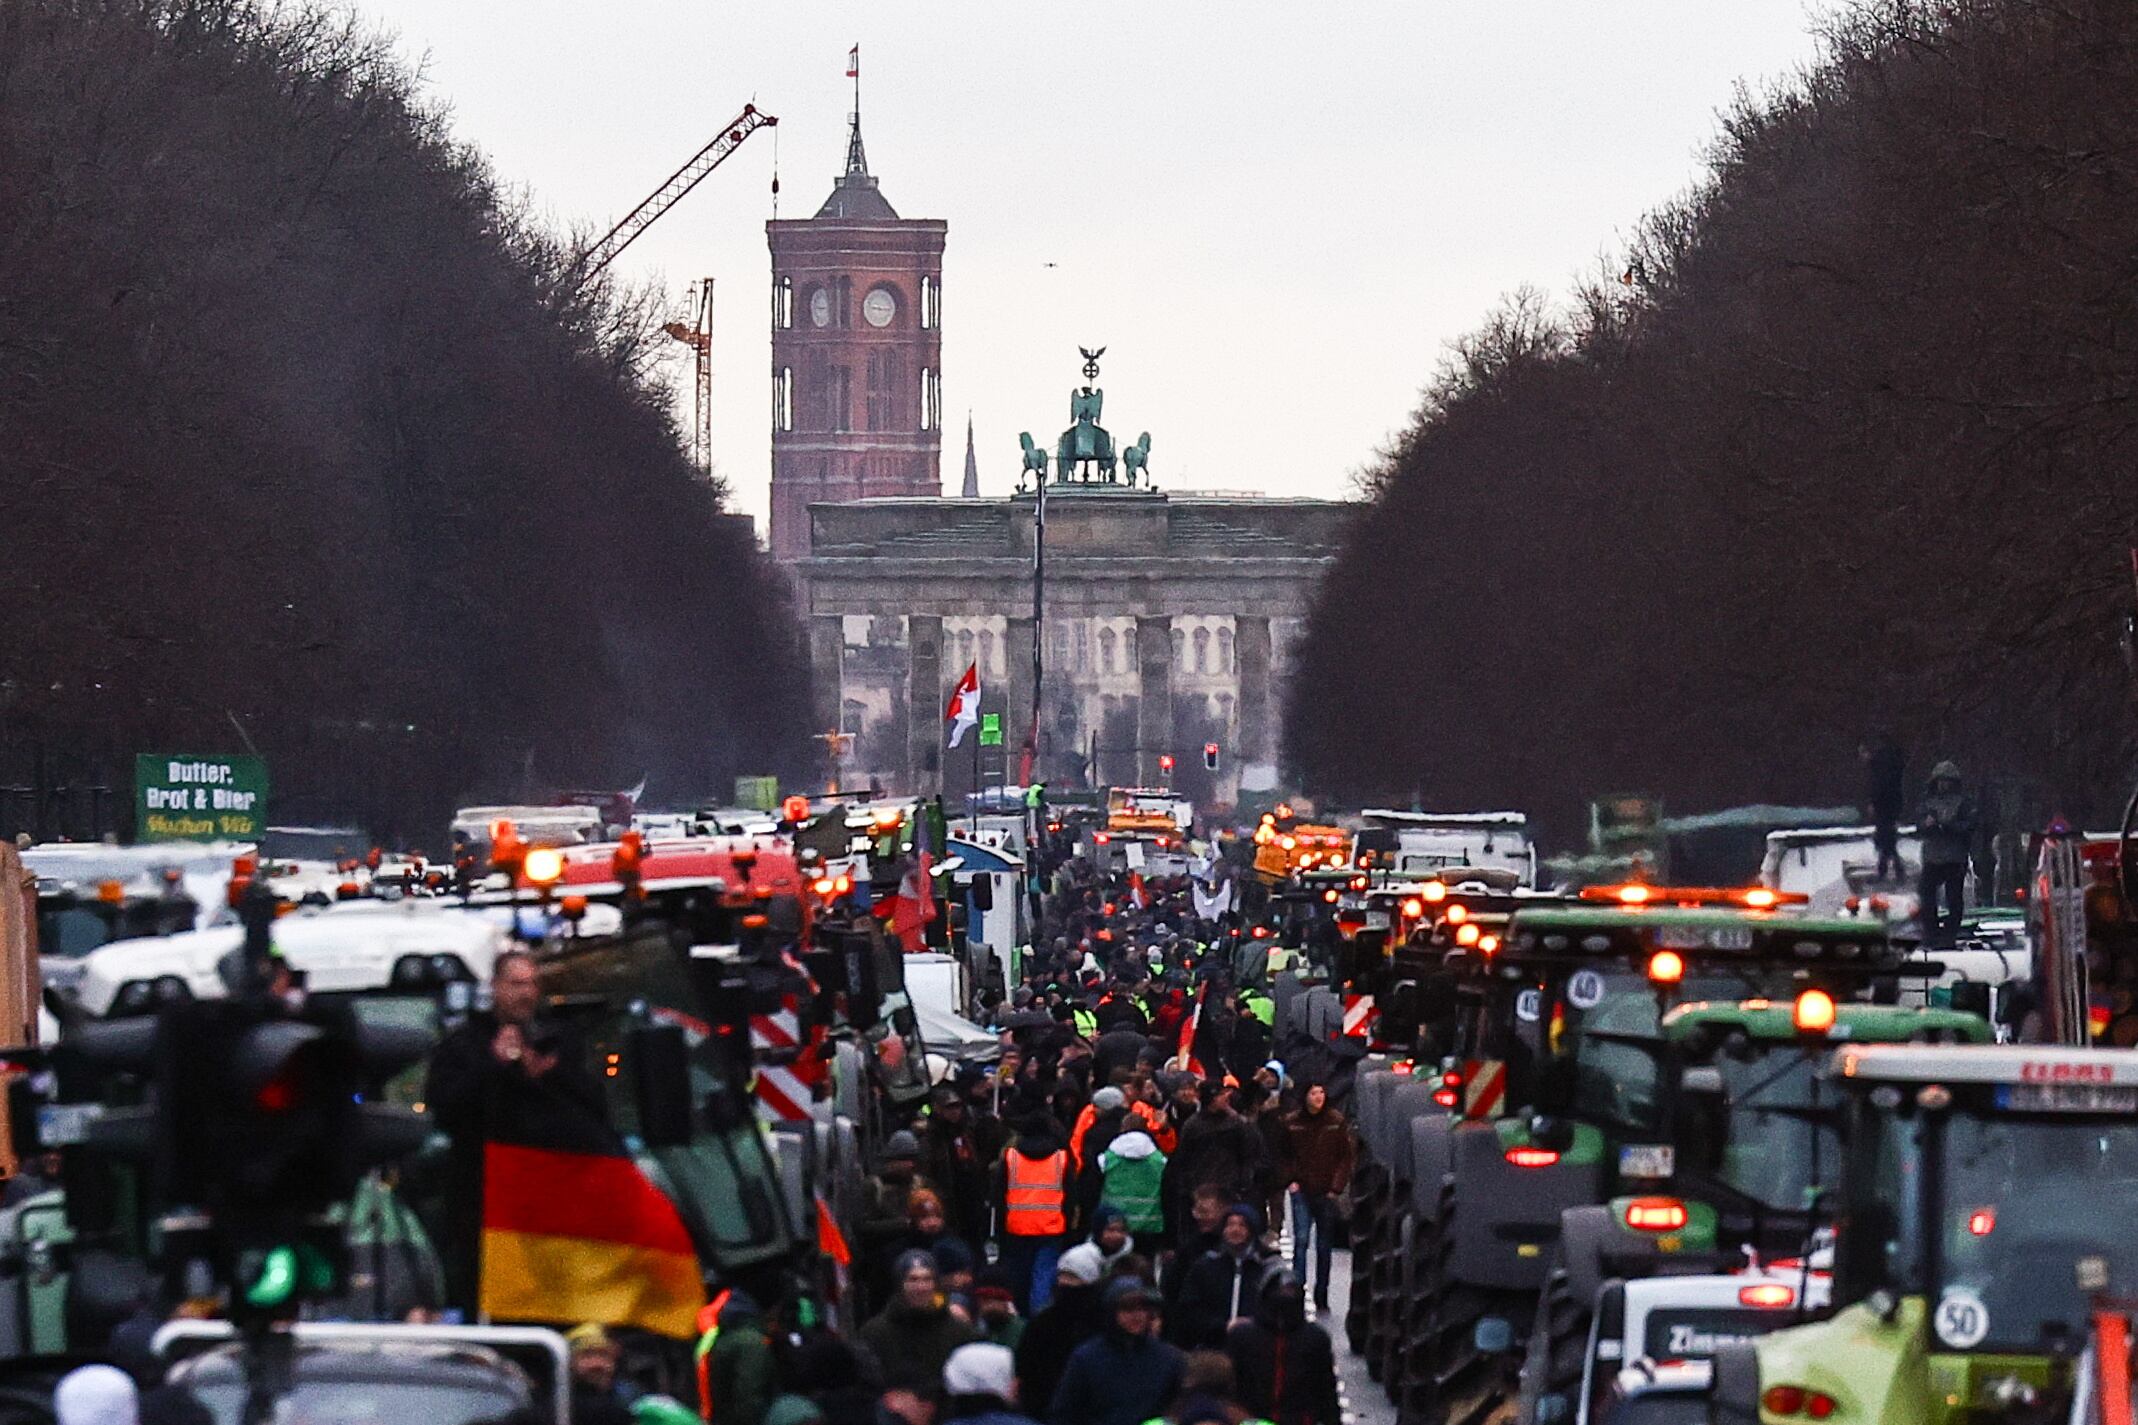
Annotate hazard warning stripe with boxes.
[1341,993,1379,1039]
[1463,1059,1507,1120]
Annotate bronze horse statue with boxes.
[1018,431,1050,485]
[1121,432,1151,486]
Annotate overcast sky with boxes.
[356,1,1834,527]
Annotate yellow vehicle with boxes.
[1252,809,1352,883]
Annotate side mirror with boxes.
[1680,1066,1725,1096]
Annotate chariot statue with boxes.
[1017,346,1154,490]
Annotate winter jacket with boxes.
[1097,1131,1168,1234]
[1225,1314,1341,1425]
[1049,1287,1187,1425]
[1016,1279,1102,1412]
[1171,1108,1265,1205]
[858,1298,977,1395]
[1281,1106,1354,1199]
[1916,762,1978,868]
[920,1115,994,1245]
[1171,1244,1274,1349]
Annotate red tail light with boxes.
[1762,1386,1836,1419]
[1968,1207,1995,1236]
[1624,1197,1688,1231]
[1432,1089,1459,1108]
[1505,1147,1560,1168]
[1739,1282,1795,1308]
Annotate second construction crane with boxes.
[663,280,714,481]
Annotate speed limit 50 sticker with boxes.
[1934,1288,1989,1349]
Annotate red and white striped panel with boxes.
[1341,993,1380,1040]
[750,1001,828,1123]
[1461,1058,1507,1120]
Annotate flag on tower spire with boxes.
[962,414,980,498]
[844,44,868,176]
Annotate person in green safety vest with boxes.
[1071,1003,1098,1038]
[1096,1125,1169,1256]
[1240,989,1273,1028]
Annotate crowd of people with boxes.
[646,860,1362,1425]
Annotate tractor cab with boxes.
[1710,1043,2138,1425]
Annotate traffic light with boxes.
[1204,742,1220,771]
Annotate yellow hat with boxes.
[566,1323,617,1356]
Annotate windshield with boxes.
[1855,1099,2138,1352]
[1561,971,1765,1132]
[1708,1046,1841,1210]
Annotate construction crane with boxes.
[569,103,775,288]
[662,279,714,480]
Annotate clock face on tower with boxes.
[809,288,832,328]
[863,287,897,328]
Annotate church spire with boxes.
[961,414,980,497]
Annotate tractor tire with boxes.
[1515,1208,1610,1425]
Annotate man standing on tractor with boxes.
[1916,760,1977,946]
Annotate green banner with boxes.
[979,713,1004,747]
[734,774,780,812]
[135,753,269,842]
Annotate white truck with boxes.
[1360,809,1537,886]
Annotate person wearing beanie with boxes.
[1087,1204,1133,1270]
[54,1365,136,1425]
[1048,1277,1185,1425]
[1070,1085,1128,1169]
[972,1266,1026,1352]
[1224,1270,1339,1425]
[940,1342,1042,1425]
[860,1249,978,1398]
[1170,1204,1273,1349]
[1013,1242,1106,1413]
[1158,1350,1255,1425]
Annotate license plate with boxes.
[1365,910,1390,929]
[1709,926,1753,950]
[37,1103,104,1147]
[1998,1083,2138,1114]
[1618,1143,1675,1178]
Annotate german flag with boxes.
[479,1079,703,1337]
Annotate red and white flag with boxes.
[846,45,860,78]
[1174,980,1209,1076]
[945,661,980,748]
[1128,871,1149,911]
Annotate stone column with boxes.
[808,616,844,766]
[907,614,943,795]
[1005,616,1036,774]
[1235,615,1274,771]
[1136,614,1173,786]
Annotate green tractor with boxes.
[1382,891,1934,1425]
[1516,998,1992,1425]
[1707,1043,2138,1425]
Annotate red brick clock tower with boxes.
[766,104,946,562]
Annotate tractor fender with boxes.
[1408,1114,1453,1220]
[1360,1069,1402,1163]
[1386,1081,1438,1184]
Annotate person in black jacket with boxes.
[421,950,599,1314]
[1170,1204,1273,1349]
[1224,1270,1339,1425]
[1048,1277,1186,1425]
[1168,1084,1265,1225]
[1015,1251,1105,1413]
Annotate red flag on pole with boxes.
[945,661,980,749]
[846,45,860,78]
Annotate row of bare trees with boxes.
[1291,0,2138,843]
[0,0,806,842]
